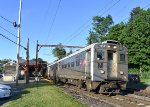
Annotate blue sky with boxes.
[0,0,149,63]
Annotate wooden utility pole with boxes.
[25,38,29,84]
[36,40,39,77]
[35,40,39,88]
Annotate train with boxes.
[47,40,128,94]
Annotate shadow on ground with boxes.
[127,81,149,90]
[0,78,54,106]
[120,81,150,95]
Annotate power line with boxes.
[100,0,121,16]
[119,2,150,23]
[48,0,62,38]
[62,0,113,44]
[0,15,13,24]
[38,0,52,35]
[0,25,18,38]
[0,33,26,50]
[64,0,121,44]
[143,3,150,9]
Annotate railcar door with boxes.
[85,51,91,79]
[107,51,117,78]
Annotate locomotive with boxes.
[47,40,128,93]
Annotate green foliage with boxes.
[32,58,47,64]
[67,49,73,56]
[122,7,150,73]
[106,22,126,42]
[107,7,150,73]
[140,72,150,79]
[52,47,66,59]
[87,15,113,44]
[0,59,13,64]
[86,30,99,44]
[87,7,150,74]
[92,15,113,36]
[0,67,3,72]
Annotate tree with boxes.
[122,7,150,73]
[86,30,99,44]
[86,15,113,44]
[106,22,126,42]
[52,47,66,59]
[32,58,46,64]
[67,49,73,56]
[105,7,150,73]
[87,7,150,74]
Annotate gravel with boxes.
[61,86,118,107]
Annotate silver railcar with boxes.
[47,40,128,93]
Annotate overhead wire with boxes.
[47,0,62,39]
[0,33,26,50]
[0,15,13,24]
[38,0,52,36]
[143,3,150,9]
[0,25,18,38]
[119,2,150,23]
[64,0,121,44]
[61,0,113,44]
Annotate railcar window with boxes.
[76,55,80,66]
[64,64,67,68]
[108,52,113,60]
[120,54,125,61]
[76,60,80,66]
[68,63,70,68]
[97,51,104,60]
[71,62,74,67]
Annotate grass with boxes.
[2,81,86,107]
[141,79,150,83]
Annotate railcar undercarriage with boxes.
[54,77,126,94]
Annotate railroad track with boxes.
[134,90,150,98]
[61,84,150,107]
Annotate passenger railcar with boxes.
[47,40,128,93]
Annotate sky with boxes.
[0,0,149,63]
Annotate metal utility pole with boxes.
[25,38,29,84]
[16,0,22,85]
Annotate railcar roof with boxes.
[48,41,127,67]
[48,43,99,66]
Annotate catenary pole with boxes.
[16,0,22,85]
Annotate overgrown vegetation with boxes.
[87,7,150,77]
[2,82,86,107]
